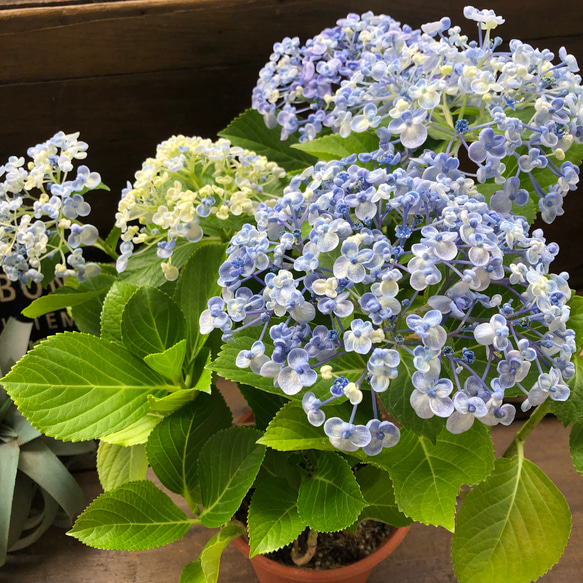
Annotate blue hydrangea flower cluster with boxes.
[200,152,575,455]
[0,132,102,285]
[115,135,286,280]
[252,7,582,223]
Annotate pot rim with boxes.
[232,524,410,581]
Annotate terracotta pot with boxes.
[232,525,410,583]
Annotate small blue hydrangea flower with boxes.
[324,417,371,452]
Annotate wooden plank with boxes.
[0,0,581,84]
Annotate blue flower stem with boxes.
[502,400,551,458]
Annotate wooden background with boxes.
[0,0,582,282]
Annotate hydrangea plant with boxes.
[2,7,583,583]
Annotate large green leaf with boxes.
[146,391,232,507]
[297,451,365,532]
[355,465,412,528]
[174,242,226,358]
[378,352,444,443]
[570,423,583,476]
[69,480,192,550]
[553,356,583,426]
[2,332,172,441]
[218,108,317,172]
[199,427,266,528]
[292,130,379,161]
[100,282,138,343]
[97,442,148,491]
[121,287,186,359]
[0,441,19,566]
[452,456,571,583]
[180,522,244,583]
[372,423,495,531]
[248,477,306,557]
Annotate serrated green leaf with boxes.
[189,348,212,394]
[372,423,495,531]
[121,287,186,359]
[378,352,444,443]
[0,441,19,567]
[452,456,571,583]
[174,242,226,358]
[248,477,306,557]
[101,414,163,447]
[69,480,191,550]
[2,332,172,441]
[119,239,198,287]
[297,451,365,532]
[199,427,266,528]
[146,392,232,505]
[97,442,148,491]
[218,108,316,172]
[144,339,187,383]
[69,273,116,336]
[292,131,379,161]
[100,282,139,343]
[22,286,111,318]
[148,390,197,414]
[180,559,205,583]
[569,423,583,476]
[258,401,334,451]
[258,449,305,489]
[355,465,412,528]
[552,356,583,425]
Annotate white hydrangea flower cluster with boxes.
[0,131,103,285]
[115,135,286,280]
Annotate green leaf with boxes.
[189,347,213,395]
[69,272,116,336]
[292,131,379,161]
[378,352,444,443]
[120,239,198,287]
[22,286,111,318]
[174,242,226,357]
[143,339,187,383]
[121,287,186,359]
[552,356,583,425]
[101,414,163,447]
[248,477,306,557]
[258,401,334,452]
[69,480,192,550]
[181,522,244,583]
[372,423,495,531]
[569,423,583,476]
[355,465,412,528]
[3,332,172,441]
[146,392,232,505]
[238,384,288,431]
[0,441,19,567]
[218,108,316,172]
[199,427,266,528]
[452,456,571,583]
[100,282,138,343]
[97,442,148,491]
[258,449,305,489]
[148,389,197,415]
[297,451,365,532]
[567,294,583,351]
